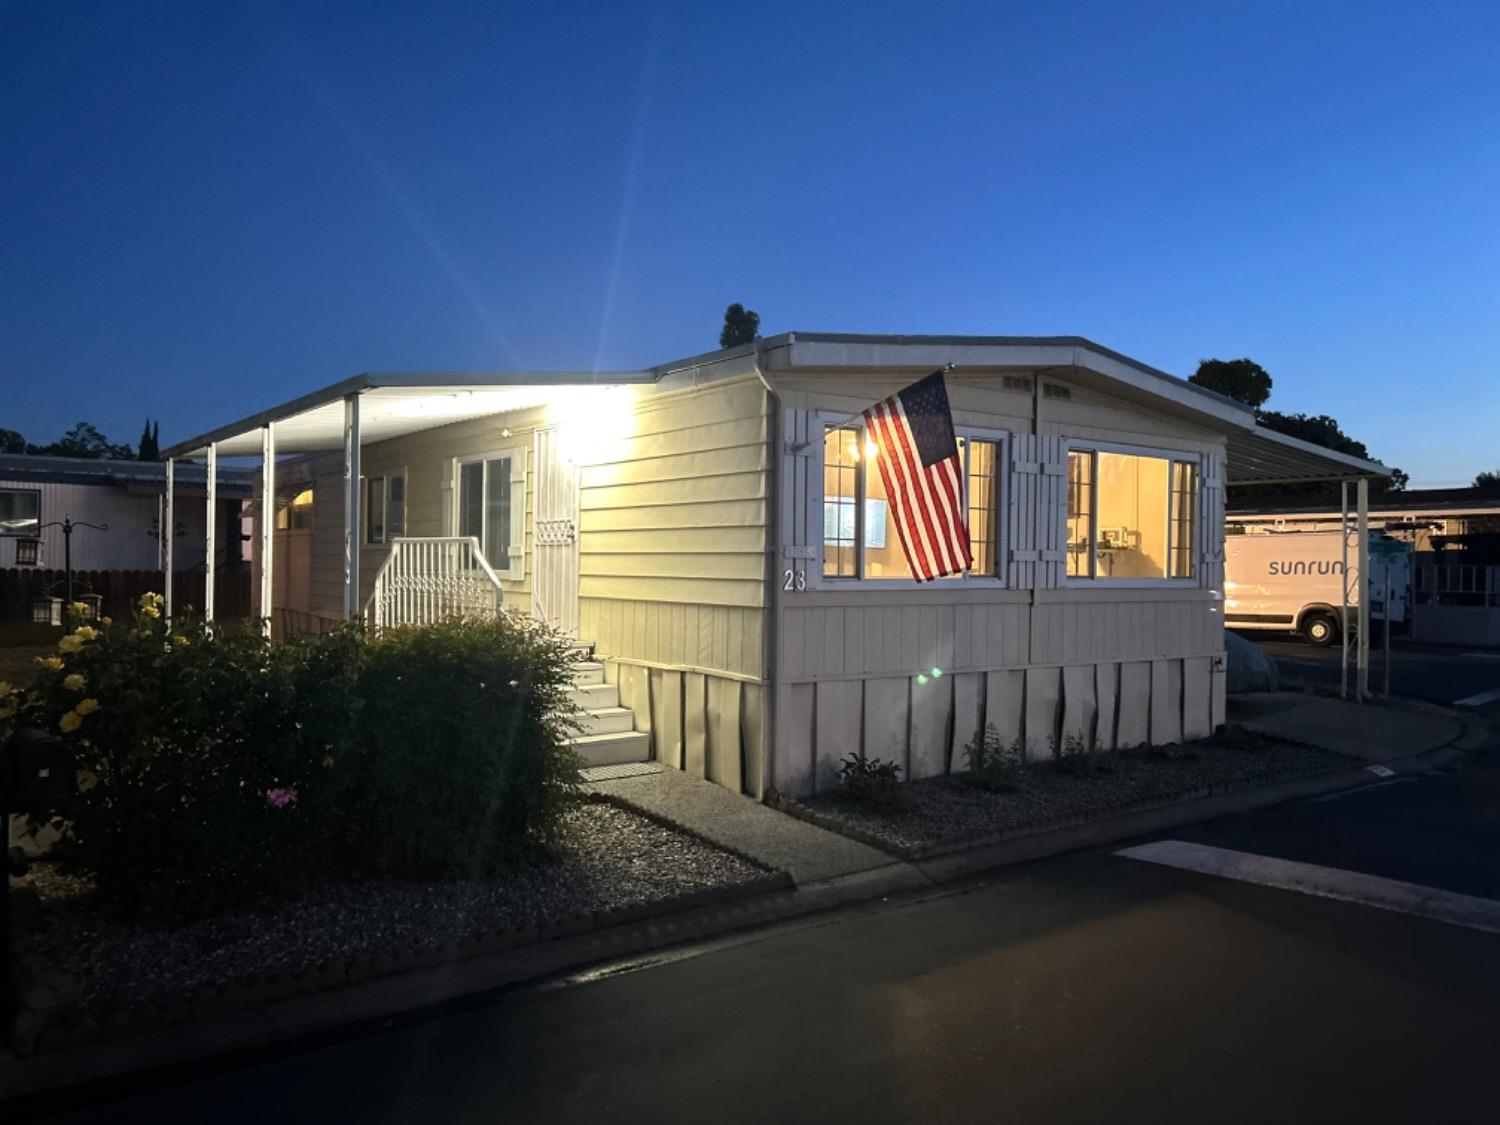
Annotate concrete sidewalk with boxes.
[584,766,897,885]
[1229,693,1466,763]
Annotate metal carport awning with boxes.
[1225,425,1388,486]
[160,370,656,634]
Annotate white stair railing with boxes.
[365,536,504,632]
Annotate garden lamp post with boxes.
[37,517,108,607]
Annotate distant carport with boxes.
[1223,422,1393,700]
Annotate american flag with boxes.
[862,370,972,582]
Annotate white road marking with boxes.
[1454,687,1500,707]
[1115,840,1500,936]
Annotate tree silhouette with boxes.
[30,421,135,459]
[1189,358,1273,409]
[137,417,160,460]
[0,429,24,454]
[719,303,761,349]
[1475,470,1500,488]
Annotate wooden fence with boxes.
[0,568,254,622]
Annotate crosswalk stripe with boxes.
[1454,687,1500,707]
[1114,840,1500,936]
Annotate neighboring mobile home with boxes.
[161,334,1387,798]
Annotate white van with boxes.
[1224,530,1410,646]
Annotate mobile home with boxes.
[162,334,1388,798]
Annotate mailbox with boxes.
[1,727,78,813]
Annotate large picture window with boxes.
[1066,448,1198,581]
[821,422,1004,582]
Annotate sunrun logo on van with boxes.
[1267,560,1345,576]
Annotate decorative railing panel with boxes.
[366,537,504,632]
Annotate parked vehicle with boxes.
[1224,530,1410,646]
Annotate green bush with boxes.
[1053,732,1115,777]
[964,724,1026,792]
[838,753,904,811]
[327,616,582,881]
[11,599,582,922]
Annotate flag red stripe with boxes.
[866,403,939,579]
[890,398,959,576]
[936,453,971,569]
[882,400,951,579]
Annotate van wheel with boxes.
[1301,612,1339,647]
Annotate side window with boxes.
[457,455,516,576]
[387,474,406,537]
[365,477,386,544]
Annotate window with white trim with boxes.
[0,488,40,536]
[821,421,1005,582]
[454,450,524,580]
[1066,447,1198,581]
[362,473,406,545]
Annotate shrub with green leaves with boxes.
[838,753,904,811]
[328,616,582,881]
[964,724,1026,792]
[1053,732,1115,777]
[11,600,582,922]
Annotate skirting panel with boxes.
[767,656,1226,799]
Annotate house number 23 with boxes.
[782,568,806,592]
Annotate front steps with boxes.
[564,648,651,767]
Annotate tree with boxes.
[719,303,761,349]
[30,421,135,459]
[0,429,25,454]
[1475,470,1500,488]
[1189,358,1273,409]
[137,418,160,460]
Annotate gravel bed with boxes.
[26,802,767,1015]
[800,737,1350,856]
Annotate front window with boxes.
[822,423,1002,581]
[365,477,385,544]
[1067,448,1198,581]
[458,455,512,569]
[0,488,40,535]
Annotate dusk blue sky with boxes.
[3,1,1496,485]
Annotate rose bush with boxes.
[10,599,581,923]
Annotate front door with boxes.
[532,426,580,636]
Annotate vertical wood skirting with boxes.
[1023,666,1062,760]
[1182,656,1213,742]
[1095,662,1120,751]
[1117,662,1152,749]
[951,672,985,765]
[814,680,862,793]
[909,674,951,779]
[984,669,1025,750]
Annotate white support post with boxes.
[164,457,175,623]
[204,442,217,623]
[1357,477,1370,701]
[260,424,276,639]
[343,393,362,621]
[1340,481,1350,700]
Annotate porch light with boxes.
[552,386,631,465]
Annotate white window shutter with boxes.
[781,407,819,573]
[1200,451,1225,589]
[440,459,456,536]
[1008,434,1040,589]
[1035,436,1068,589]
[507,451,527,580]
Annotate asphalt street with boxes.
[1251,634,1500,716]
[24,751,1500,1124]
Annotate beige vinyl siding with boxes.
[772,368,1229,796]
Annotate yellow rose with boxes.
[63,673,86,692]
[74,698,100,716]
[34,655,63,671]
[100,616,112,626]
[74,625,98,642]
[0,680,11,697]
[171,634,189,647]
[140,605,161,619]
[69,601,90,616]
[58,635,84,654]
[59,711,82,734]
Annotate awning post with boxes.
[260,424,275,639]
[1357,477,1370,701]
[204,442,217,623]
[164,458,175,623]
[1340,481,1350,700]
[343,392,362,621]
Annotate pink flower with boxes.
[265,786,298,809]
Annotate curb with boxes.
[0,736,1478,1105]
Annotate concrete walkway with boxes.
[584,767,895,885]
[1230,692,1464,762]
